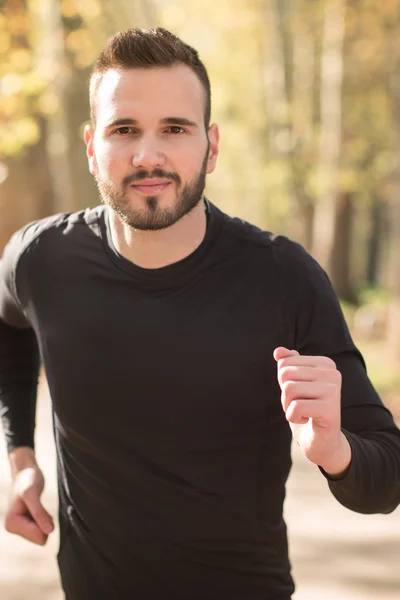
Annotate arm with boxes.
[324,350,400,514]
[0,225,40,452]
[0,319,39,452]
[0,227,54,544]
[273,236,400,514]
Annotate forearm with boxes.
[324,428,400,514]
[321,353,400,514]
[0,319,40,452]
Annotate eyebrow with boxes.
[105,117,198,129]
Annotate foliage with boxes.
[1,0,400,359]
[0,0,42,155]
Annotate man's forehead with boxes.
[97,64,204,104]
[94,64,206,127]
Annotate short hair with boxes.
[89,28,211,129]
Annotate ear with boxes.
[206,123,219,175]
[84,124,97,176]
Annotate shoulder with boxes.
[213,205,332,304]
[5,206,104,260]
[1,207,104,298]
[217,208,276,250]
[268,234,326,281]
[13,206,102,247]
[216,205,319,272]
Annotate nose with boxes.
[131,135,166,169]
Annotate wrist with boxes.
[319,432,352,479]
[9,446,39,479]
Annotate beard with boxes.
[95,145,209,231]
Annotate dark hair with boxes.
[90,28,211,128]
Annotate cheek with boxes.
[94,144,121,175]
[177,148,206,177]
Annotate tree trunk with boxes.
[366,196,383,288]
[30,0,77,213]
[259,0,316,248]
[64,68,98,210]
[258,0,290,156]
[290,0,316,250]
[330,191,355,301]
[311,0,345,273]
[386,199,400,360]
[387,31,400,360]
[291,0,315,147]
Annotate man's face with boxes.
[85,65,219,230]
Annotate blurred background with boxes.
[0,0,399,598]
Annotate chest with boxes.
[32,262,286,451]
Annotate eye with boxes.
[112,127,135,135]
[167,126,185,134]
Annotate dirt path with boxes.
[1,379,399,599]
[285,445,400,599]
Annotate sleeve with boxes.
[0,226,41,452]
[274,236,400,515]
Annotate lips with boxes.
[130,180,172,195]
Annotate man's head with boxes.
[85,28,219,231]
[89,28,211,130]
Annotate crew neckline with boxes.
[99,198,223,282]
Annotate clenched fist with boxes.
[274,346,352,478]
[5,460,54,546]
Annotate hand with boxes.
[5,466,54,545]
[274,346,352,477]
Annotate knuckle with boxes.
[36,536,46,546]
[283,380,296,393]
[278,358,290,370]
[332,369,342,384]
[327,382,340,398]
[4,516,14,534]
[4,513,18,535]
[326,368,341,384]
[280,366,292,383]
[286,400,301,421]
[29,505,41,519]
[326,357,337,369]
[282,380,295,398]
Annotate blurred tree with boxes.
[341,1,395,297]
[31,0,78,212]
[311,0,345,275]
[258,0,297,234]
[387,11,400,361]
[289,0,319,250]
[257,0,320,249]
[0,0,52,248]
[1,0,399,329]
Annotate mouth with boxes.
[130,181,172,195]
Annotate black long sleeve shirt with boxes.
[1,200,399,600]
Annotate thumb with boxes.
[24,490,54,535]
[273,346,300,362]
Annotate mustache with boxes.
[122,169,181,187]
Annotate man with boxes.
[0,27,399,600]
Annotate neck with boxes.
[108,199,207,269]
